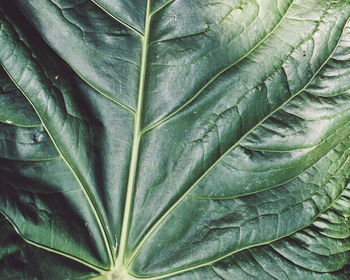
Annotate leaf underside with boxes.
[0,0,350,279]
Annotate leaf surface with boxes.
[0,0,350,279]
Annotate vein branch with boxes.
[90,0,144,37]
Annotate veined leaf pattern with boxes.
[0,0,349,279]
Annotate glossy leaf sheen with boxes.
[0,0,350,279]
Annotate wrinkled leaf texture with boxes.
[0,0,350,279]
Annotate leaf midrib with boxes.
[116,0,151,269]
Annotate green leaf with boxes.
[0,215,98,279]
[0,0,349,279]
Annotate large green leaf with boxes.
[0,0,350,279]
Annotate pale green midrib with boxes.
[115,0,151,269]
[0,210,106,274]
[90,0,144,37]
[139,0,295,135]
[127,178,350,280]
[0,64,115,268]
[125,13,347,272]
